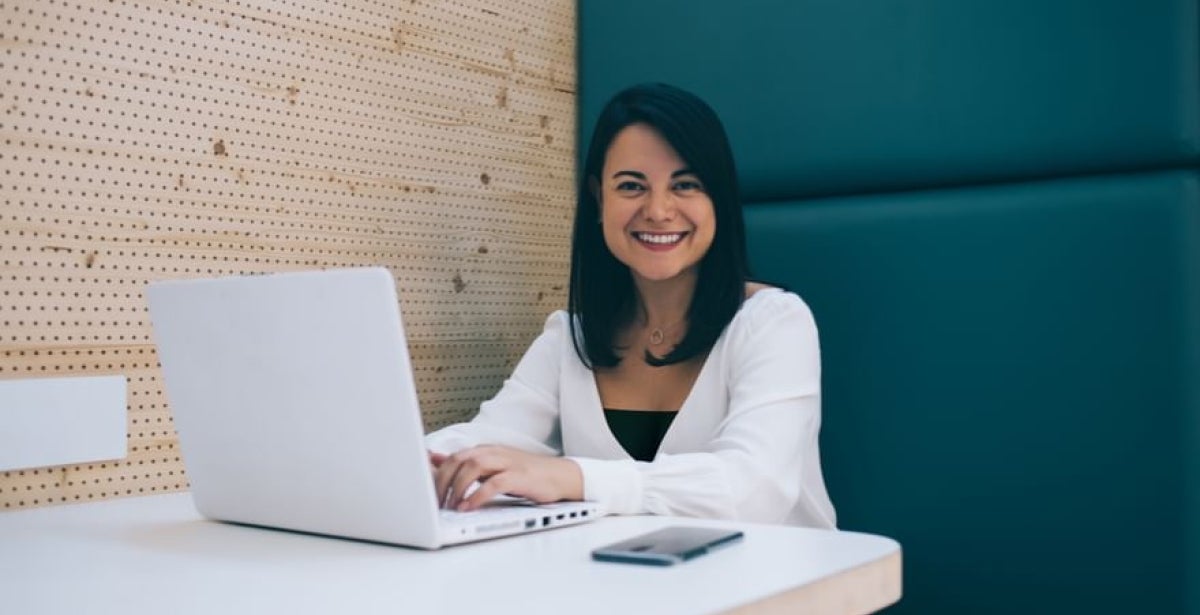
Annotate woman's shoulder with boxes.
[543,309,587,351]
[744,281,775,299]
[741,283,812,316]
[730,283,816,337]
[542,309,573,335]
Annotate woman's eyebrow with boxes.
[610,169,696,180]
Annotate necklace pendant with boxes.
[649,328,665,346]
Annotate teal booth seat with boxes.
[579,0,1200,612]
[746,172,1199,613]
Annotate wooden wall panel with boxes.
[0,0,576,510]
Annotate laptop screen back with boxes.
[147,268,443,547]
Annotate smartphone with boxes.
[591,526,745,566]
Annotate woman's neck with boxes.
[631,270,697,329]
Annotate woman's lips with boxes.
[632,231,689,251]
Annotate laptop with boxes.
[146,267,601,549]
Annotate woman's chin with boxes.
[630,266,699,286]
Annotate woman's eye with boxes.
[616,181,645,192]
[674,179,703,192]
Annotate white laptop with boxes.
[146,267,601,549]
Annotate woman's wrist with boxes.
[555,457,584,501]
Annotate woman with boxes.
[427,83,836,528]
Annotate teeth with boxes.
[635,232,683,244]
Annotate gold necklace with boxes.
[647,317,686,346]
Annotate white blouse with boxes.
[424,288,837,529]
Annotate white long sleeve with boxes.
[425,289,837,529]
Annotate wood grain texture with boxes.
[0,0,576,510]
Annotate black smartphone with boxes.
[591,526,745,566]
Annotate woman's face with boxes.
[597,123,716,288]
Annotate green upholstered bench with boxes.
[745,171,1198,613]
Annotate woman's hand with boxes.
[429,445,583,512]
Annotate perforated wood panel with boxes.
[0,0,576,510]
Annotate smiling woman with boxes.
[573,84,748,370]
[425,84,836,529]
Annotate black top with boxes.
[603,409,678,462]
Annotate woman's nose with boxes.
[643,189,675,221]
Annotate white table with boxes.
[0,494,901,614]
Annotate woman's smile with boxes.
[632,230,691,250]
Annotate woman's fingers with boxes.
[459,473,511,511]
[434,447,503,509]
[433,453,467,508]
[430,445,578,510]
[447,453,492,509]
